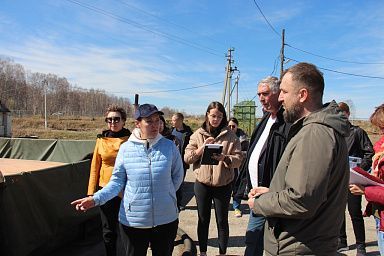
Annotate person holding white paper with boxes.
[184,101,243,256]
[350,103,384,255]
[337,102,374,256]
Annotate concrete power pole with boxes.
[230,72,240,104]
[44,80,47,129]
[222,48,237,118]
[134,94,139,112]
[280,29,285,79]
[234,73,240,105]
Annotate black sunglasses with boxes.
[105,117,121,123]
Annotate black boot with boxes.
[337,239,349,252]
[356,243,367,256]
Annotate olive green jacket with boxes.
[253,101,350,255]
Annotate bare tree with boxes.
[0,58,131,117]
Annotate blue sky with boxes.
[1,0,383,118]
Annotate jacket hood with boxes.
[303,100,349,137]
[129,128,163,148]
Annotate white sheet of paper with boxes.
[349,168,384,187]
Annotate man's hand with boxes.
[249,187,270,198]
[247,197,255,209]
[247,186,269,209]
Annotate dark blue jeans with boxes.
[244,212,265,256]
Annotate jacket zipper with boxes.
[147,144,155,227]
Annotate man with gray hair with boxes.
[248,63,349,255]
[234,76,291,256]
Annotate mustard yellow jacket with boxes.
[87,136,129,195]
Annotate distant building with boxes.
[0,101,12,137]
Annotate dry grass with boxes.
[12,116,119,140]
[10,116,381,142]
[11,116,203,140]
[352,119,381,143]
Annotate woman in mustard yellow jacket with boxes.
[87,105,131,256]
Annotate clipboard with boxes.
[200,144,223,165]
[349,166,384,187]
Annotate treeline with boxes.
[0,58,132,117]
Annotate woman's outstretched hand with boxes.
[71,196,95,212]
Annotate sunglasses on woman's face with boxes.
[105,117,121,123]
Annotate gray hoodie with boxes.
[253,101,350,256]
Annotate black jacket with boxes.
[234,107,291,199]
[172,123,193,170]
[346,122,374,171]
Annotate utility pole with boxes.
[222,48,237,118]
[230,72,240,105]
[280,29,285,79]
[235,72,240,105]
[134,94,139,112]
[44,80,47,129]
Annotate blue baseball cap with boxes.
[134,104,164,120]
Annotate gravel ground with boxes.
[169,170,380,256]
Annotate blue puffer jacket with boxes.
[93,128,184,227]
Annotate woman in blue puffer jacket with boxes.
[72,103,184,256]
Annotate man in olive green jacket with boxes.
[248,62,349,255]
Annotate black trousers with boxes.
[339,192,366,246]
[194,181,232,254]
[176,167,187,208]
[99,196,122,256]
[119,219,178,256]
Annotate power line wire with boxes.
[251,0,384,66]
[252,0,280,37]
[287,57,384,80]
[286,44,384,65]
[270,54,280,76]
[115,0,224,47]
[112,81,223,94]
[65,0,223,57]
[247,1,282,78]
